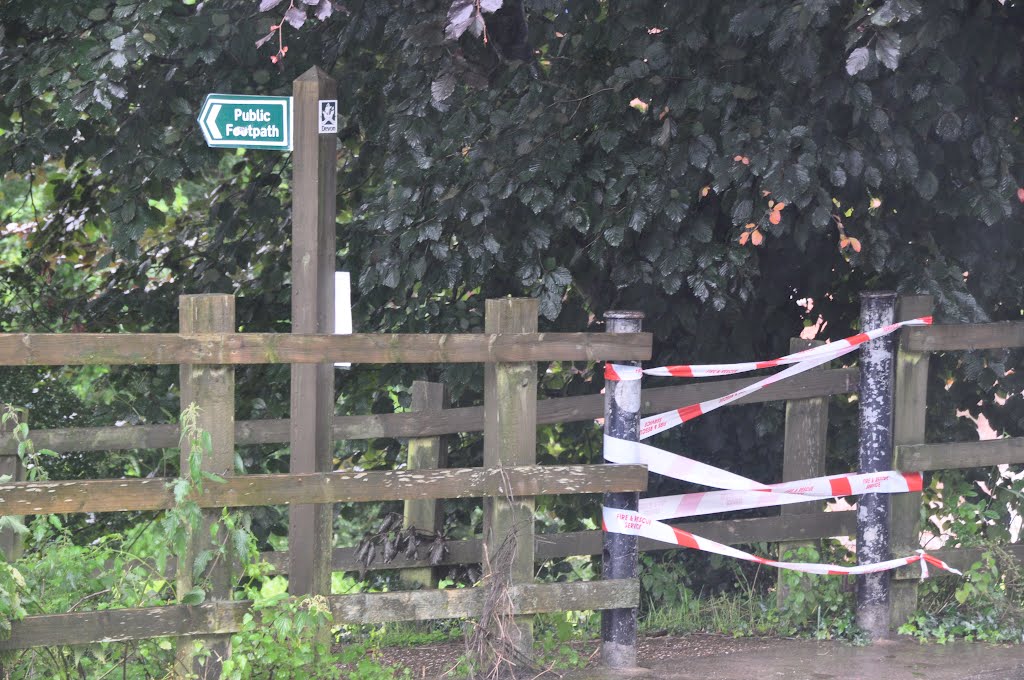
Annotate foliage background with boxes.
[1,0,1024,607]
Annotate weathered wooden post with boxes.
[0,415,26,562]
[483,298,538,655]
[601,310,643,668]
[855,291,897,639]
[777,338,829,610]
[890,294,935,629]
[403,380,448,588]
[176,294,235,676]
[288,66,337,598]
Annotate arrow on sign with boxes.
[204,104,223,140]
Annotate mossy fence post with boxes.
[176,293,235,676]
[601,310,644,669]
[483,297,538,657]
[403,380,448,589]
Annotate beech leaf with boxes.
[259,0,285,11]
[431,73,456,104]
[845,46,870,76]
[445,0,476,40]
[315,0,333,21]
[875,30,901,70]
[284,6,307,29]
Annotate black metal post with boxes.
[601,310,644,668]
[856,291,897,639]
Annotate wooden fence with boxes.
[0,295,653,671]
[4,291,1024,659]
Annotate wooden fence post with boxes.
[855,291,897,639]
[601,310,643,669]
[288,65,337,598]
[176,294,235,677]
[777,338,829,611]
[483,298,538,656]
[0,415,26,562]
[403,380,448,589]
[889,294,935,630]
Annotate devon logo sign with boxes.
[198,94,293,150]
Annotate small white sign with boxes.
[319,99,338,134]
[335,271,352,369]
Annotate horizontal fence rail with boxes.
[904,322,1024,352]
[91,510,862,581]
[258,510,859,575]
[0,367,860,456]
[0,579,639,650]
[0,331,652,366]
[896,437,1024,472]
[0,464,648,516]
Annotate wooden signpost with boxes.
[198,68,339,601]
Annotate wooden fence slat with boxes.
[0,580,639,650]
[889,294,935,629]
[104,509,860,581]
[403,381,448,589]
[483,298,538,655]
[0,464,648,516]
[319,512,857,573]
[777,339,829,609]
[177,294,235,675]
[904,321,1024,352]
[895,437,1024,472]
[0,332,653,366]
[0,415,26,561]
[891,545,1024,580]
[1,368,860,455]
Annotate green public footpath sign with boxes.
[198,94,293,150]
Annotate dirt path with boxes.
[360,634,1024,679]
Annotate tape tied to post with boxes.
[605,436,923,520]
[602,507,961,577]
[599,315,956,578]
[606,316,931,381]
[604,317,931,439]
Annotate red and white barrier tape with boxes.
[637,344,855,438]
[605,316,931,381]
[602,507,961,577]
[605,435,922,519]
[639,469,922,520]
[604,435,761,490]
[600,316,954,578]
[619,317,933,439]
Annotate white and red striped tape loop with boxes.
[605,435,924,518]
[639,469,924,520]
[603,435,762,491]
[606,316,932,381]
[638,342,857,438]
[602,507,961,577]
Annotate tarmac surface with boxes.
[361,632,1024,678]
[567,636,1024,680]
